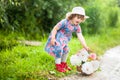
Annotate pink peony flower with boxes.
[89,53,97,60]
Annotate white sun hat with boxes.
[71,7,89,19]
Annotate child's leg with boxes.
[55,57,61,64]
[61,45,69,62]
[61,46,71,71]
[61,53,68,62]
[55,57,66,72]
[49,43,66,72]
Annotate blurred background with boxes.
[0,0,120,80]
[0,0,120,40]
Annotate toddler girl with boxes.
[45,6,91,72]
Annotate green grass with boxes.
[0,27,120,80]
[85,27,120,55]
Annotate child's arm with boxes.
[51,25,59,45]
[76,33,90,51]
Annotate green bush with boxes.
[0,33,20,50]
[0,0,120,39]
[81,4,102,34]
[108,7,119,27]
[0,0,70,39]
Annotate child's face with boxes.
[71,15,84,25]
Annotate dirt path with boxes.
[59,46,120,80]
[19,40,41,46]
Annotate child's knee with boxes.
[63,46,69,54]
[53,47,62,57]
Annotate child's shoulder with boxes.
[59,19,68,24]
[60,19,67,22]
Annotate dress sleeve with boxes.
[76,25,82,33]
[55,19,66,30]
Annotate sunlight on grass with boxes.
[0,27,120,80]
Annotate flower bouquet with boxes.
[70,49,100,76]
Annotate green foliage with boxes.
[82,5,102,34]
[0,44,56,80]
[0,0,73,39]
[0,30,26,51]
[0,33,19,51]
[108,7,119,27]
[0,0,120,39]
[0,26,120,80]
[0,0,120,79]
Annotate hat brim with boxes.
[85,16,89,19]
[71,12,89,19]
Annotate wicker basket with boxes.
[76,65,82,72]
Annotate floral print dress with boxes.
[45,19,81,58]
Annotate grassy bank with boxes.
[0,27,120,80]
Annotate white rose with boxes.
[77,49,89,62]
[91,60,100,71]
[81,62,94,75]
[70,55,82,66]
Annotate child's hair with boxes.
[66,12,85,21]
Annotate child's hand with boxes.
[89,53,97,60]
[51,38,56,45]
[84,47,93,53]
